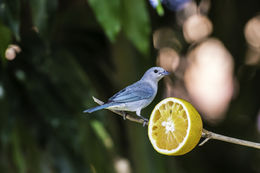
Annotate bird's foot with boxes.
[139,115,148,126]
[142,118,148,127]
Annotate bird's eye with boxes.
[154,70,158,73]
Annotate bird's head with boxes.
[141,67,170,82]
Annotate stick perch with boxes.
[92,97,260,150]
[200,129,260,149]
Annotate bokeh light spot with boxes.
[153,28,181,50]
[184,38,234,122]
[5,44,21,61]
[245,15,260,49]
[183,14,213,43]
[157,47,180,72]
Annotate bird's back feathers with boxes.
[108,81,155,103]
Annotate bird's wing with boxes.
[108,82,154,103]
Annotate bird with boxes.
[83,67,170,124]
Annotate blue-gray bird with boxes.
[83,67,170,122]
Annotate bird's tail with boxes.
[83,103,113,113]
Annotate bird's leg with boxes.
[122,111,127,120]
[136,110,148,126]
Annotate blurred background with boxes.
[0,0,260,172]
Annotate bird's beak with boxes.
[161,70,170,76]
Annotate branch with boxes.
[200,129,260,149]
[92,97,260,150]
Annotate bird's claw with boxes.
[137,114,148,126]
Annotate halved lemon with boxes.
[148,97,203,155]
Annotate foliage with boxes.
[88,0,150,55]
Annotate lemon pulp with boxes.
[148,97,202,155]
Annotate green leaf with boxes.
[88,0,121,42]
[122,0,151,55]
[90,120,114,150]
[29,0,58,35]
[0,22,12,59]
[12,129,26,173]
[156,1,164,16]
[0,0,20,40]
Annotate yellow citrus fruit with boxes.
[148,97,203,155]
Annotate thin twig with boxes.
[92,97,260,150]
[199,137,211,146]
[201,129,260,149]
